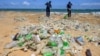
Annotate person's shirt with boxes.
[67,2,72,9]
[45,2,52,9]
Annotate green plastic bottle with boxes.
[17,41,25,47]
[59,30,65,35]
[63,41,69,49]
[48,41,57,47]
[43,52,53,56]
[60,48,65,55]
[25,33,32,40]
[17,35,23,41]
[17,35,25,47]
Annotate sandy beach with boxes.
[0,11,100,56]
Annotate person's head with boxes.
[49,1,51,3]
[68,1,71,4]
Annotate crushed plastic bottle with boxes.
[17,35,23,41]
[43,52,53,56]
[59,30,65,35]
[48,41,57,47]
[39,28,48,38]
[75,36,84,45]
[5,41,18,49]
[41,47,53,54]
[34,35,41,43]
[57,48,65,56]
[25,33,33,40]
[60,48,65,55]
[63,41,70,49]
[17,35,25,47]
[17,41,25,47]
[49,34,56,41]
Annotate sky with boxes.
[0,0,100,9]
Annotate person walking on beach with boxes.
[67,1,72,17]
[45,1,52,17]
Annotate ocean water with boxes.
[0,9,100,13]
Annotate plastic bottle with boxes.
[39,28,48,38]
[49,34,56,41]
[59,30,65,35]
[63,40,70,50]
[57,48,65,56]
[43,52,53,56]
[25,33,33,40]
[48,41,57,47]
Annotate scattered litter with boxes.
[14,17,26,22]
[3,20,99,56]
[85,49,92,56]
[5,41,18,49]
[31,53,36,56]
[98,42,100,45]
[75,36,84,45]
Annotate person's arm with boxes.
[45,2,47,5]
[50,4,52,8]
[71,2,72,6]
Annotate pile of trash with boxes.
[4,17,100,56]
[40,18,100,32]
[4,25,86,56]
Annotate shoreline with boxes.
[0,9,100,14]
[0,10,100,15]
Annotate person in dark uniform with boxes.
[45,1,52,17]
[67,1,72,17]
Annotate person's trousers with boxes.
[46,12,50,17]
[67,9,71,17]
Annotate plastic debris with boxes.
[63,41,70,49]
[4,23,99,56]
[33,34,41,43]
[98,42,100,45]
[31,53,36,56]
[85,49,92,56]
[48,41,57,47]
[75,36,84,45]
[5,41,18,49]
[43,52,53,56]
[25,33,33,40]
